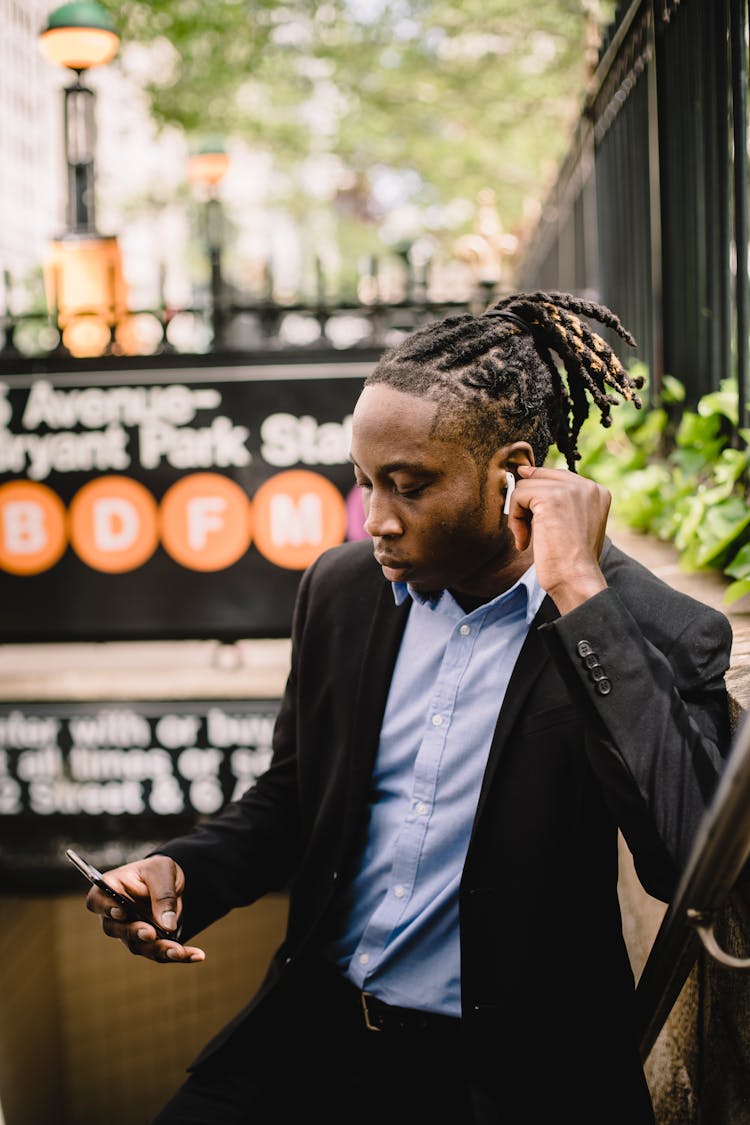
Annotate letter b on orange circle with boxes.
[0,481,68,575]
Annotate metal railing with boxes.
[636,707,750,1060]
[0,289,498,365]
[518,0,749,431]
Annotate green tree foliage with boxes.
[100,0,613,234]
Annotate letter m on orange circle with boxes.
[252,470,347,570]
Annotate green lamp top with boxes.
[42,2,117,35]
[193,137,227,156]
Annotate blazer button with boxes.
[583,652,600,669]
[577,640,594,657]
[596,679,612,695]
[589,664,607,681]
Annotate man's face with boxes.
[349,384,515,595]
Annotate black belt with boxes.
[357,987,461,1034]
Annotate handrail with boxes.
[636,707,750,1060]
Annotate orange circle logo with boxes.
[159,473,252,571]
[252,470,346,569]
[69,476,159,573]
[0,481,68,575]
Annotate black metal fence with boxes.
[518,0,749,428]
[0,293,490,367]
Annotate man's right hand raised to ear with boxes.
[85,854,206,964]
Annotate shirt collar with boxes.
[392,564,546,626]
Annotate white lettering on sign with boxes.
[22,381,216,430]
[260,413,352,466]
[189,777,224,814]
[29,778,145,815]
[0,705,278,820]
[93,497,139,551]
[187,496,226,550]
[138,417,251,470]
[176,747,222,779]
[69,710,151,748]
[3,502,46,553]
[0,777,22,814]
[208,709,275,748]
[0,426,130,480]
[0,710,60,748]
[69,747,173,780]
[269,493,322,546]
[155,714,201,749]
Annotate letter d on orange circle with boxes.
[69,476,159,573]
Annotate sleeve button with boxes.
[577,640,594,657]
[596,679,612,695]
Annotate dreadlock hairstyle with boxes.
[365,290,643,472]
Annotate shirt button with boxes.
[416,802,428,815]
[359,953,370,966]
[394,885,405,898]
[459,624,471,636]
[431,714,443,727]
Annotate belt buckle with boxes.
[360,991,382,1032]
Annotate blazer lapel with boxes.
[473,594,560,822]
[339,580,411,854]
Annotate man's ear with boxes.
[487,442,534,510]
[502,441,535,473]
[488,442,534,486]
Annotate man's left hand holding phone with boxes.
[66,848,206,963]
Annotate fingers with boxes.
[508,464,610,613]
[102,912,205,963]
[141,855,184,934]
[85,855,205,964]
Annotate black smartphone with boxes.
[65,848,181,942]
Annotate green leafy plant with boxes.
[568,366,750,606]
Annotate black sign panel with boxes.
[0,356,372,641]
[0,698,280,891]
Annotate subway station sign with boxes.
[0,698,281,890]
[0,355,373,641]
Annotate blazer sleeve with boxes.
[539,584,733,901]
[150,557,316,939]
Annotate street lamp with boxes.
[188,139,231,350]
[39,2,125,356]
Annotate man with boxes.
[84,291,732,1124]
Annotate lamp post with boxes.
[188,140,231,350]
[39,2,123,355]
[39,2,119,233]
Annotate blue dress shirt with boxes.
[326,565,546,1016]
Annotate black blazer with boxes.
[161,537,732,1116]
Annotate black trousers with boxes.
[150,959,655,1125]
[150,959,473,1124]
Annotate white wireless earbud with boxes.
[503,471,515,515]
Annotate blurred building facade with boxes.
[0,0,61,290]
